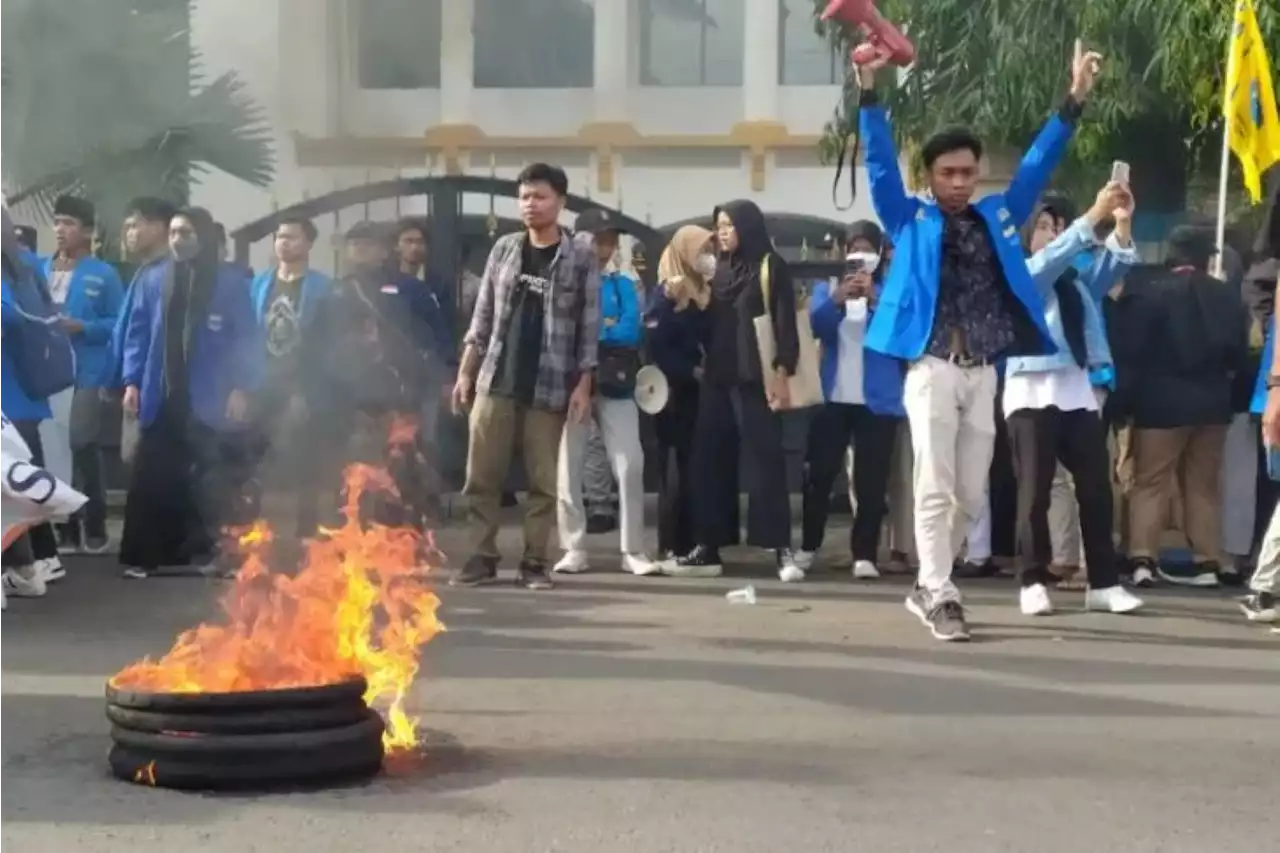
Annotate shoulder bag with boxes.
[596,275,641,399]
[753,256,822,409]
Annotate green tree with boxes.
[1,0,274,247]
[813,0,1278,213]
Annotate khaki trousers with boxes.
[1127,424,1228,561]
[463,394,566,563]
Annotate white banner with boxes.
[2,414,86,549]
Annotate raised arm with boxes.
[857,60,914,234]
[1005,43,1103,225]
[809,278,847,345]
[1081,191,1140,301]
[1027,181,1134,300]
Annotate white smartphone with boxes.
[1111,160,1131,185]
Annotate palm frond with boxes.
[2,0,274,233]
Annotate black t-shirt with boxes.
[263,274,304,394]
[490,240,554,404]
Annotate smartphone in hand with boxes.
[1110,160,1131,185]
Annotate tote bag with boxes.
[752,256,822,409]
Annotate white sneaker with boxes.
[793,550,816,571]
[1019,583,1054,616]
[552,550,590,574]
[1131,564,1157,587]
[36,557,65,583]
[1085,585,1145,614]
[777,550,805,583]
[2,566,47,598]
[622,553,661,576]
[852,559,881,580]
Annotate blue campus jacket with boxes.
[599,269,642,347]
[1,249,54,421]
[108,256,169,389]
[809,282,905,416]
[40,255,125,387]
[859,98,1076,359]
[644,287,708,384]
[250,267,332,332]
[1252,327,1272,415]
[1005,218,1140,377]
[121,262,261,430]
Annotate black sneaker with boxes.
[515,559,554,590]
[905,587,971,642]
[1130,557,1157,588]
[664,545,723,578]
[450,556,498,587]
[1217,564,1245,588]
[953,558,998,579]
[585,514,617,534]
[1238,591,1277,623]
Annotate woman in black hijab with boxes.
[664,199,802,580]
[119,206,254,577]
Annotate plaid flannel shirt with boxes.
[464,230,600,412]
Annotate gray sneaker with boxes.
[905,587,971,642]
[450,556,498,587]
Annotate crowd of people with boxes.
[2,42,1278,643]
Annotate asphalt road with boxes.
[2,531,1277,853]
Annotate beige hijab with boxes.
[656,225,713,311]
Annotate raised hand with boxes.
[1069,38,1104,102]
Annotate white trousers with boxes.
[557,396,646,555]
[1250,501,1280,594]
[966,498,992,562]
[905,357,998,604]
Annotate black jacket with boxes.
[703,199,799,386]
[303,268,433,415]
[1108,268,1250,429]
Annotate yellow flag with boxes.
[1225,0,1280,203]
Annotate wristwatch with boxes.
[1266,374,1280,390]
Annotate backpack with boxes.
[2,250,76,401]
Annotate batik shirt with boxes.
[926,208,1016,361]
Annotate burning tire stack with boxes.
[105,676,385,790]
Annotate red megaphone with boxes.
[820,0,915,68]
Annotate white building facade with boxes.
[191,0,885,269]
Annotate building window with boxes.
[473,0,594,88]
[639,0,745,86]
[777,0,840,85]
[356,0,442,89]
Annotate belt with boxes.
[944,352,991,369]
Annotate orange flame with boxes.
[133,760,157,786]
[110,464,445,752]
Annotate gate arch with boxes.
[230,175,664,291]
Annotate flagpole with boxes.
[1214,2,1241,277]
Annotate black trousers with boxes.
[1006,406,1119,588]
[654,382,699,556]
[3,420,59,563]
[71,445,108,539]
[119,405,226,570]
[987,402,1018,559]
[801,403,899,559]
[692,383,791,550]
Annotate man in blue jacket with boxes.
[857,43,1102,641]
[42,196,124,553]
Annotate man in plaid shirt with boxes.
[451,162,599,589]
